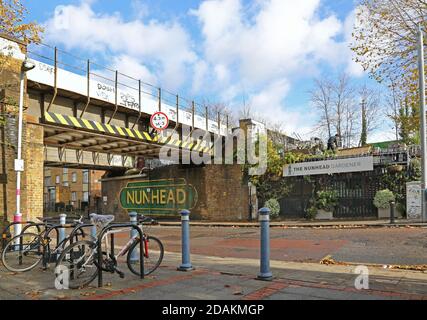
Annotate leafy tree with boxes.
[351,0,426,145]
[0,0,43,72]
[360,104,367,146]
[248,138,289,206]
[0,0,43,44]
[351,0,426,89]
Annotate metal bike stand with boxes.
[1,221,40,250]
[42,223,81,268]
[68,223,94,245]
[97,223,145,288]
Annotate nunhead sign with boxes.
[120,179,197,214]
[283,156,374,177]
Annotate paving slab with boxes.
[0,251,426,300]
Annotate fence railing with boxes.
[16,38,229,134]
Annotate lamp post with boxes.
[418,25,426,223]
[13,57,35,237]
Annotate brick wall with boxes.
[100,164,250,221]
[0,55,44,223]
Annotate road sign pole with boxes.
[418,25,427,223]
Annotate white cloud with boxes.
[191,0,349,87]
[44,2,196,90]
[191,0,359,134]
[41,0,371,138]
[246,79,313,138]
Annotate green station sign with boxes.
[119,178,198,215]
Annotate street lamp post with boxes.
[418,25,427,223]
[13,57,35,238]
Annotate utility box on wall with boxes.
[406,181,422,220]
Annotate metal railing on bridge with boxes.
[17,38,231,136]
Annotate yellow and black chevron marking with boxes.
[44,112,212,154]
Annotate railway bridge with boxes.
[0,36,233,222]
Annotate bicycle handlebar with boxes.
[137,214,158,225]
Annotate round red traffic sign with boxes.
[150,112,169,131]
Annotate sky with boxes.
[23,0,395,142]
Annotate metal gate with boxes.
[280,170,384,219]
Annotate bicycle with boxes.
[1,215,92,273]
[55,213,164,289]
[1,221,42,252]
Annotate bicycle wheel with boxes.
[1,233,43,272]
[127,236,164,276]
[55,240,98,289]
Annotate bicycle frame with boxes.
[97,223,145,287]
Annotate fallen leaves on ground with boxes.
[24,290,42,298]
[319,256,427,272]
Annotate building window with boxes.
[83,170,89,184]
[72,172,77,183]
[62,168,69,186]
[56,175,60,184]
[44,176,51,186]
[83,191,89,202]
[71,192,77,202]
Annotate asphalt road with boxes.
[146,225,427,266]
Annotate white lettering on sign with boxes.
[283,156,374,177]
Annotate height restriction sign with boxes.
[150,112,169,131]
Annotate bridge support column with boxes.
[0,50,44,225]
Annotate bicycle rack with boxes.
[68,223,94,245]
[42,223,86,268]
[97,223,145,288]
[1,221,41,250]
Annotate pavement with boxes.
[1,222,427,300]
[0,251,426,300]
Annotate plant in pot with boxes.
[373,189,395,219]
[387,164,404,174]
[315,190,338,220]
[265,198,280,220]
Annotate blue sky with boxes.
[23,0,392,142]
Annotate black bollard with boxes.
[390,201,396,224]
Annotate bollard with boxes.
[178,210,193,271]
[58,213,67,246]
[390,201,396,224]
[89,213,97,240]
[129,211,139,263]
[257,207,273,281]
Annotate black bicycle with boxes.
[1,215,92,272]
[55,214,164,289]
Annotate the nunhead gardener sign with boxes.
[283,156,374,177]
[120,179,198,214]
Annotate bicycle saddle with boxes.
[89,214,115,226]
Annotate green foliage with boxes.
[306,205,318,220]
[247,136,338,208]
[315,190,338,212]
[247,137,290,205]
[409,158,421,180]
[373,189,395,209]
[379,161,420,211]
[265,198,280,219]
[360,105,367,146]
